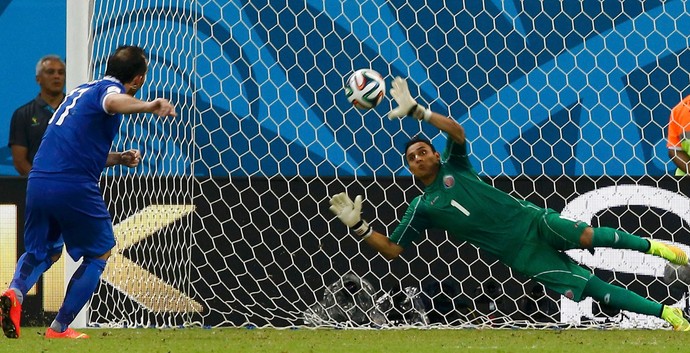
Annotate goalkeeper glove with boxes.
[387,76,432,121]
[328,192,373,239]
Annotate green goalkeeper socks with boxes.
[592,228,689,264]
[591,227,650,252]
[583,276,662,317]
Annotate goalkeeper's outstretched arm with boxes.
[328,192,404,260]
[328,77,469,259]
[387,76,465,144]
[362,231,404,260]
[669,148,690,174]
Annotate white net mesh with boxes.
[81,0,690,328]
[92,0,198,327]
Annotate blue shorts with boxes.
[24,178,116,261]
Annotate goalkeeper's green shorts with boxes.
[510,210,593,302]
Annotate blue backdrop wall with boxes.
[0,0,66,176]
[1,1,688,177]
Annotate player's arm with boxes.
[667,103,690,174]
[387,76,464,144]
[669,148,690,174]
[10,145,31,176]
[106,149,142,168]
[363,231,403,260]
[8,111,32,176]
[328,192,404,260]
[104,94,177,117]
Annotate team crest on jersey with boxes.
[443,175,455,188]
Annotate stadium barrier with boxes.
[2,176,690,327]
[0,177,690,326]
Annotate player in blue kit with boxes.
[0,45,176,339]
[329,76,690,331]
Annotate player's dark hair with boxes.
[404,135,436,155]
[105,46,147,83]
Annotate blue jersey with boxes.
[31,76,125,183]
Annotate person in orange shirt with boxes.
[667,95,690,176]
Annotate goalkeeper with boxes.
[329,76,690,331]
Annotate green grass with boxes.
[2,327,690,353]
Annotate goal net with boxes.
[76,0,690,329]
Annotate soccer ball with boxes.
[344,69,385,110]
[663,263,690,290]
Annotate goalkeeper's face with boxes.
[405,142,441,183]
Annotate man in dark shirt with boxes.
[8,55,66,175]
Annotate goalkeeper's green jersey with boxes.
[389,138,546,266]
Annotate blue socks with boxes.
[10,253,107,332]
[10,253,55,303]
[53,257,107,332]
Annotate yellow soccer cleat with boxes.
[648,240,688,266]
[662,306,690,331]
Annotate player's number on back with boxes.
[49,87,91,126]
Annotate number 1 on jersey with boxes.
[451,200,470,216]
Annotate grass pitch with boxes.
[2,327,690,353]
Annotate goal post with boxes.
[64,0,690,329]
[65,0,93,329]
